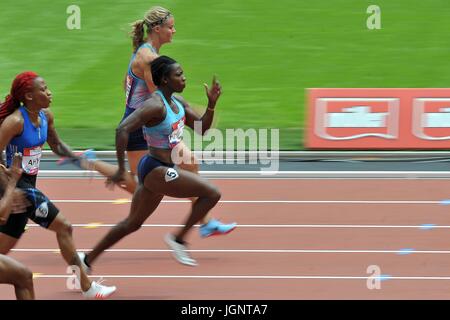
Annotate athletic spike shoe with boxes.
[199,219,237,238]
[164,234,198,266]
[82,280,116,300]
[57,149,96,169]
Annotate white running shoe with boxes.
[77,252,92,275]
[82,280,117,300]
[164,234,198,266]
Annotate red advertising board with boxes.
[306,88,450,149]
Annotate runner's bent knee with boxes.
[16,266,33,288]
[56,217,73,236]
[206,185,221,203]
[121,218,142,233]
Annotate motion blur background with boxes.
[1,0,449,150]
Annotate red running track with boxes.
[2,178,450,299]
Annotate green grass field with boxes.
[1,0,450,150]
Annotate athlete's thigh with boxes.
[127,184,164,225]
[0,212,28,253]
[127,150,149,175]
[0,233,19,254]
[144,166,216,199]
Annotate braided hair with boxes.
[0,71,38,122]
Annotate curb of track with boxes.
[39,170,450,179]
[41,150,450,161]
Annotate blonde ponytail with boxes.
[130,19,145,52]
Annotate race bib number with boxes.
[165,168,179,182]
[22,146,42,175]
[169,117,185,148]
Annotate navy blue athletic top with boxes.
[6,106,48,176]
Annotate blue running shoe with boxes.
[81,149,97,161]
[199,219,237,238]
[57,149,96,168]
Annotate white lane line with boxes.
[23,223,450,229]
[51,199,442,204]
[29,274,450,280]
[11,248,450,254]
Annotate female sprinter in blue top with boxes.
[81,56,225,267]
[0,71,116,299]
